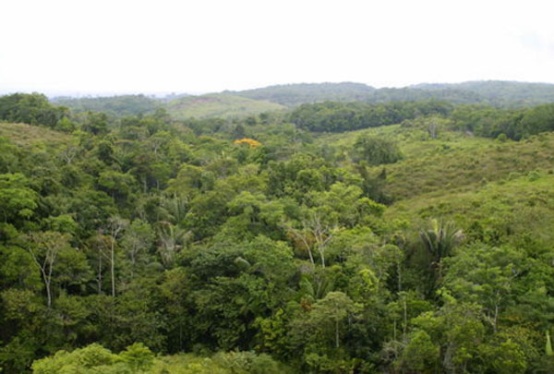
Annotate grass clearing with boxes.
[167,94,285,120]
[0,122,72,149]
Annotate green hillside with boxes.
[0,121,71,148]
[316,123,554,236]
[387,171,554,233]
[166,93,285,119]
[320,125,554,200]
[230,82,376,106]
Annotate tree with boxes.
[23,231,72,308]
[313,291,360,349]
[289,291,361,372]
[353,134,402,165]
[118,342,155,372]
[156,222,190,268]
[419,219,463,295]
[81,111,109,135]
[121,219,154,278]
[0,173,38,223]
[396,329,440,373]
[519,103,554,138]
[407,298,485,373]
[442,244,523,333]
[104,216,128,297]
[31,343,122,373]
[0,93,67,127]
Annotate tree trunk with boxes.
[335,318,340,348]
[111,239,116,297]
[43,271,52,309]
[97,250,103,294]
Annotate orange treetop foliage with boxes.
[233,138,262,148]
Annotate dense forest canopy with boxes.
[2,81,554,373]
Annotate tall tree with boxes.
[23,231,72,308]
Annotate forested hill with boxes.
[230,80,554,107]
[4,88,554,373]
[52,94,162,117]
[227,82,377,106]
[411,80,554,107]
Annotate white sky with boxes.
[1,0,554,96]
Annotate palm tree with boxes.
[419,219,464,264]
[419,219,464,296]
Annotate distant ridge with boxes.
[409,80,554,107]
[229,80,554,108]
[40,80,554,121]
[227,82,376,106]
[52,94,162,117]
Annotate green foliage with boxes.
[353,134,402,165]
[396,329,440,373]
[0,93,68,128]
[4,87,554,373]
[519,103,554,137]
[545,330,553,356]
[119,342,155,372]
[0,173,38,222]
[290,100,449,132]
[419,219,463,264]
[52,94,161,118]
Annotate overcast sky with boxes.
[1,0,554,96]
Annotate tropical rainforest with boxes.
[2,81,554,373]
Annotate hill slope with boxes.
[318,125,554,201]
[0,121,71,148]
[166,93,285,119]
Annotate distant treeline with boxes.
[2,92,554,142]
[233,81,554,107]
[450,104,554,140]
[52,94,161,117]
[288,99,554,140]
[289,100,453,132]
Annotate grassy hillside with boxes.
[166,93,285,119]
[0,121,71,148]
[386,133,554,201]
[318,125,554,201]
[317,123,554,250]
[387,171,554,227]
[383,171,554,260]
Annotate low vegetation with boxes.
[166,93,285,120]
